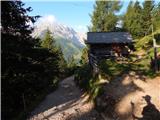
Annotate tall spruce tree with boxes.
[142,0,154,35]
[90,0,122,32]
[152,2,160,31]
[80,47,88,65]
[41,29,67,75]
[132,1,143,37]
[2,1,40,119]
[123,1,134,32]
[123,1,143,38]
[2,1,65,119]
[41,29,55,50]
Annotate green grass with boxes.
[129,29,160,78]
[55,36,83,64]
[75,64,104,100]
[148,48,160,57]
[98,54,160,80]
[135,29,160,51]
[98,60,130,80]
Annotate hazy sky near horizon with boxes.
[23,0,158,32]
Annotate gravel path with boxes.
[28,76,102,120]
[28,73,160,120]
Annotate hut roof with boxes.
[86,32,133,44]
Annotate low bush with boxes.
[75,64,104,100]
[98,59,130,80]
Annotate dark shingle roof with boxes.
[86,32,133,44]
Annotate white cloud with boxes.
[24,0,93,2]
[39,15,57,23]
[74,25,87,32]
[45,15,56,22]
[34,14,87,33]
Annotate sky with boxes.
[23,0,156,33]
[24,1,94,32]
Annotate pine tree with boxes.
[123,1,143,38]
[1,1,40,119]
[132,1,143,37]
[1,1,65,119]
[57,46,68,74]
[90,0,122,32]
[41,29,55,51]
[90,1,106,31]
[123,1,134,32]
[41,29,67,76]
[142,0,154,35]
[152,2,160,30]
[80,47,88,65]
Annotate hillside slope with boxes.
[134,29,160,57]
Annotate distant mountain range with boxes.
[32,15,86,63]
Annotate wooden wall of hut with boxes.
[90,43,130,58]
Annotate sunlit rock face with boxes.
[32,15,86,47]
[32,15,86,63]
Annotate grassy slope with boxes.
[37,29,83,64]
[99,29,160,79]
[55,36,83,64]
[135,29,160,55]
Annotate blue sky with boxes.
[24,1,95,32]
[23,0,156,32]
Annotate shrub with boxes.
[75,64,104,100]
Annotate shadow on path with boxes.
[131,95,160,120]
[29,76,102,120]
[30,76,82,117]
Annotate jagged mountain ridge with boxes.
[32,15,86,63]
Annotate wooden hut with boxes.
[86,32,133,67]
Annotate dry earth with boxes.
[102,72,160,120]
[28,76,103,120]
[28,72,160,120]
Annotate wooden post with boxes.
[152,25,158,72]
[22,93,27,114]
[154,47,158,72]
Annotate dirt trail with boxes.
[103,72,160,120]
[28,73,160,120]
[28,76,102,120]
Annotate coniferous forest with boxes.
[2,1,68,119]
[1,0,160,120]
